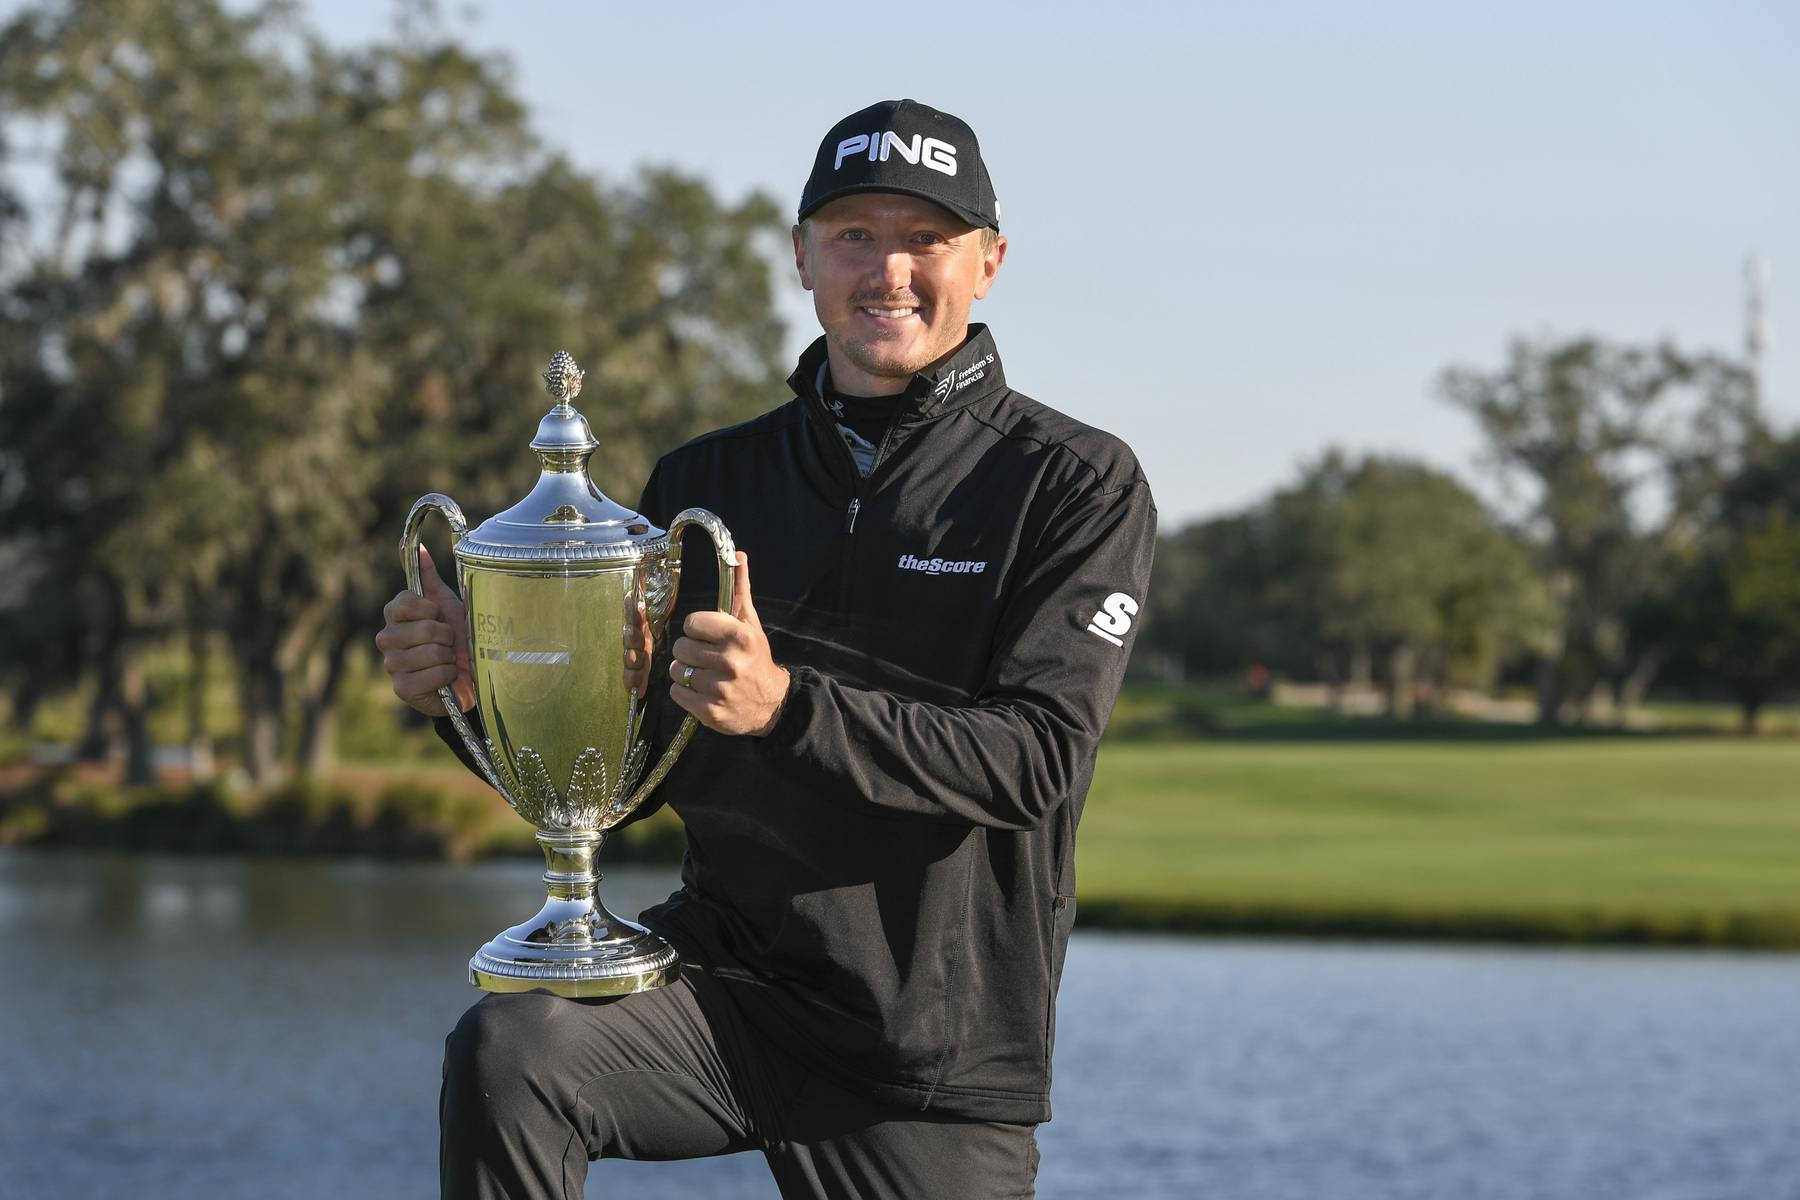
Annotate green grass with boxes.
[1076,738,1800,945]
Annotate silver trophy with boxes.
[400,351,734,996]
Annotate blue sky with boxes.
[25,0,1800,526]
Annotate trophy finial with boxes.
[543,351,585,404]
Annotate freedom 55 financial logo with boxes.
[1086,592,1139,647]
[835,131,958,176]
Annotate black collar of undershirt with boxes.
[821,375,903,442]
[824,379,907,426]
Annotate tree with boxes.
[1138,452,1547,715]
[1305,454,1547,715]
[0,0,790,782]
[1666,433,1800,731]
[1440,337,1759,724]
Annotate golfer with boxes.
[379,98,1156,1199]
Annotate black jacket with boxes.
[446,326,1155,1123]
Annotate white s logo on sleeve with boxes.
[1085,593,1138,647]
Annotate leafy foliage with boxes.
[1439,336,1759,722]
[1140,451,1547,713]
[1662,433,1800,728]
[0,0,789,781]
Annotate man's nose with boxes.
[872,245,911,293]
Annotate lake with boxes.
[2,850,1797,1198]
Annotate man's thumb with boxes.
[418,545,457,607]
[730,551,757,625]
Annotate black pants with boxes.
[439,960,1039,1199]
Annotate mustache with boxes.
[851,293,924,308]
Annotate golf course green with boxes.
[1075,737,1800,946]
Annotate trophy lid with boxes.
[455,351,669,568]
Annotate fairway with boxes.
[1076,738,1800,946]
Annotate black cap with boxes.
[798,99,999,232]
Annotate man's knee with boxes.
[441,982,754,1167]
[443,990,565,1105]
[441,992,599,1194]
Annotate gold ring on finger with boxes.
[681,663,696,688]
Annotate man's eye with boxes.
[840,229,869,241]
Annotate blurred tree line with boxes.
[1138,336,1800,731]
[2,2,1793,796]
[0,0,789,785]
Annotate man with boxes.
[378,98,1155,1199]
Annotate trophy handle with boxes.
[624,507,737,809]
[401,493,512,804]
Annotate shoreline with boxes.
[1073,896,1800,951]
[6,835,1795,952]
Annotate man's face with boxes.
[792,193,1006,395]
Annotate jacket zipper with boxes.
[834,416,901,534]
[813,395,904,612]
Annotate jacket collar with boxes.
[786,324,1006,421]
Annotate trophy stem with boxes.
[540,829,603,902]
[467,828,679,997]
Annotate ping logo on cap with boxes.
[834,131,958,177]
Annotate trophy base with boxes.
[469,893,680,998]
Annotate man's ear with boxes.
[792,223,814,292]
[972,234,1007,300]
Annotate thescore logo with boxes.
[898,553,987,576]
[836,131,959,177]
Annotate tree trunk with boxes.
[241,662,286,788]
[1739,691,1765,736]
[297,627,356,777]
[1343,641,1371,713]
[8,677,43,734]
[79,581,146,768]
[78,673,117,762]
[1387,642,1417,719]
[118,650,155,786]
[187,623,214,782]
[1534,657,1564,726]
[79,621,122,762]
[229,539,293,789]
[298,702,335,777]
[1612,647,1666,727]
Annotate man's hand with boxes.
[377,545,475,717]
[670,551,790,736]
